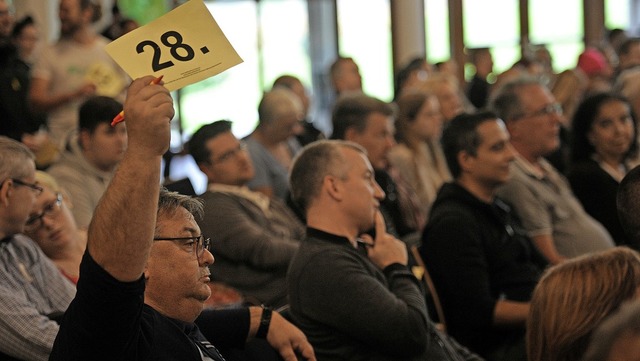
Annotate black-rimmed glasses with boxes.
[153,235,211,261]
[211,142,247,164]
[6,178,44,195]
[25,193,63,232]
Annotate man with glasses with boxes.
[50,77,315,361]
[188,120,304,308]
[0,136,76,360]
[490,77,613,264]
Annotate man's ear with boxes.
[344,127,358,142]
[457,150,473,173]
[143,263,150,281]
[0,179,11,207]
[323,175,343,201]
[79,130,91,150]
[504,120,519,141]
[197,162,215,181]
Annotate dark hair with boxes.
[618,37,640,57]
[570,92,638,162]
[617,165,640,245]
[157,187,204,228]
[441,111,498,178]
[11,16,34,39]
[394,57,428,100]
[272,74,301,90]
[187,120,233,165]
[78,96,122,133]
[79,0,102,23]
[330,93,394,140]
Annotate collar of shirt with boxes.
[207,183,270,213]
[512,153,554,180]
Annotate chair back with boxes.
[410,245,447,333]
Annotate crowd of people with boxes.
[3,0,640,360]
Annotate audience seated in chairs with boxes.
[48,76,315,361]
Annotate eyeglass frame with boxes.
[152,235,211,262]
[512,103,563,121]
[3,178,44,196]
[210,141,248,164]
[25,192,63,232]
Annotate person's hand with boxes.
[122,75,174,157]
[360,211,408,269]
[266,311,316,361]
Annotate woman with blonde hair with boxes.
[24,171,86,284]
[527,247,640,361]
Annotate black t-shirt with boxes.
[50,251,230,361]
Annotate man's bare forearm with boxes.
[86,76,174,282]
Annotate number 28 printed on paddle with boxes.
[105,0,243,92]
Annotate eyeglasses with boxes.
[153,235,211,261]
[6,178,44,196]
[514,103,563,120]
[25,192,63,232]
[211,142,248,164]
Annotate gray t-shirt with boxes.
[244,136,299,201]
[496,156,614,258]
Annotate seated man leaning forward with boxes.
[188,120,304,308]
[49,76,315,361]
[287,139,482,361]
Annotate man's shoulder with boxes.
[430,183,479,215]
[4,234,44,259]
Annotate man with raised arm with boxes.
[50,76,315,361]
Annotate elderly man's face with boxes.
[144,207,214,322]
[509,84,562,159]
